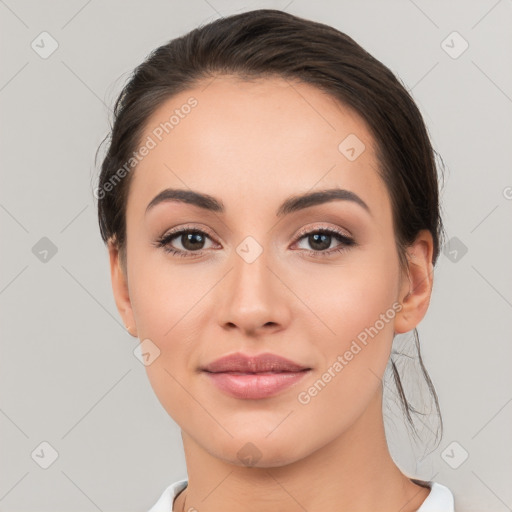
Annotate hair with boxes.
[95,8,446,451]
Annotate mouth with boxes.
[200,352,312,399]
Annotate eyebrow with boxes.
[145,187,371,217]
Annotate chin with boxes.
[211,434,310,469]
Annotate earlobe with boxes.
[108,240,138,338]
[394,230,434,334]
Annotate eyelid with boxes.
[162,223,219,242]
[292,222,353,242]
[159,222,352,245]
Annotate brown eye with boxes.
[294,227,356,257]
[156,229,216,257]
[179,231,207,251]
[305,232,333,251]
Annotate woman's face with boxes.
[113,76,421,466]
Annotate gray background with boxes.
[1,0,511,511]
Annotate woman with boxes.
[96,9,455,512]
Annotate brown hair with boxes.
[95,8,446,449]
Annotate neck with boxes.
[174,389,430,512]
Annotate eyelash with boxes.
[154,225,356,259]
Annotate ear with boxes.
[108,239,138,338]
[394,230,434,334]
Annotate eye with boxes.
[154,226,217,257]
[154,224,356,259]
[293,226,356,257]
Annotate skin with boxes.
[108,75,434,512]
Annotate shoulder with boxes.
[147,479,188,512]
[416,481,455,512]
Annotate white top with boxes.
[148,478,455,511]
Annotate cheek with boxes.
[127,250,217,415]
[295,249,400,340]
[289,264,399,438]
[292,248,400,391]
[127,241,210,338]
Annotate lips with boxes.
[201,352,312,400]
[201,352,310,374]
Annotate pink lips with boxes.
[201,352,311,400]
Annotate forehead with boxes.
[127,75,390,221]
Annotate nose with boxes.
[215,238,291,337]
